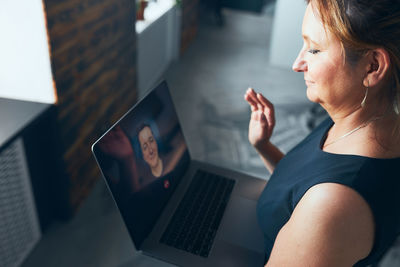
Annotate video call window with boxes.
[93,83,190,247]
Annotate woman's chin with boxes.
[306,87,320,103]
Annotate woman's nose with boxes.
[292,52,307,72]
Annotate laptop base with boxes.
[142,160,266,267]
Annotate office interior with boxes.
[1,0,399,266]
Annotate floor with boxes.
[166,2,317,178]
[21,2,400,267]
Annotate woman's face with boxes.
[138,126,159,168]
[292,4,366,112]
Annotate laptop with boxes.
[92,81,266,266]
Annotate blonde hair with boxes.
[307,0,400,134]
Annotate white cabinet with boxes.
[136,0,181,96]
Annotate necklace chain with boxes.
[323,115,385,147]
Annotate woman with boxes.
[245,0,400,266]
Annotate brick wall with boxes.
[43,0,138,211]
[181,0,200,53]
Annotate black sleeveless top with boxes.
[257,118,400,266]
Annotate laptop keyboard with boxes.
[160,170,235,257]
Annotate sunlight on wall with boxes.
[0,0,55,104]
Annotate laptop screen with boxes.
[92,81,190,249]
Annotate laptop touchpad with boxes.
[218,196,264,253]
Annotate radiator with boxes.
[0,138,41,267]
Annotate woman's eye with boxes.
[308,49,320,54]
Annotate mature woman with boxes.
[245,0,400,266]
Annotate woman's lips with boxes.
[305,80,314,86]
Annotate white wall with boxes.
[0,0,55,103]
[269,0,306,69]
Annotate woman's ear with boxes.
[363,48,391,87]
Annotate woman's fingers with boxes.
[256,93,275,127]
[247,88,272,111]
[256,92,273,110]
[244,93,258,111]
[245,88,261,108]
[245,87,263,110]
[245,88,275,128]
[247,88,259,104]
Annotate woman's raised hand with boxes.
[244,88,276,148]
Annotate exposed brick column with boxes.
[43,0,138,212]
[181,0,200,53]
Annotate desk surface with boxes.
[0,97,51,149]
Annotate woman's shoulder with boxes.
[298,183,373,216]
[297,183,374,254]
[268,182,374,266]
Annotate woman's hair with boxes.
[135,123,152,158]
[306,0,400,122]
[136,123,152,138]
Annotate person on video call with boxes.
[98,123,166,192]
[137,123,164,178]
[98,122,175,236]
[245,0,400,266]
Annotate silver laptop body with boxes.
[92,81,266,266]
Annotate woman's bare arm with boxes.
[253,141,284,174]
[266,183,374,267]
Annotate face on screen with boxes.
[138,126,160,169]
